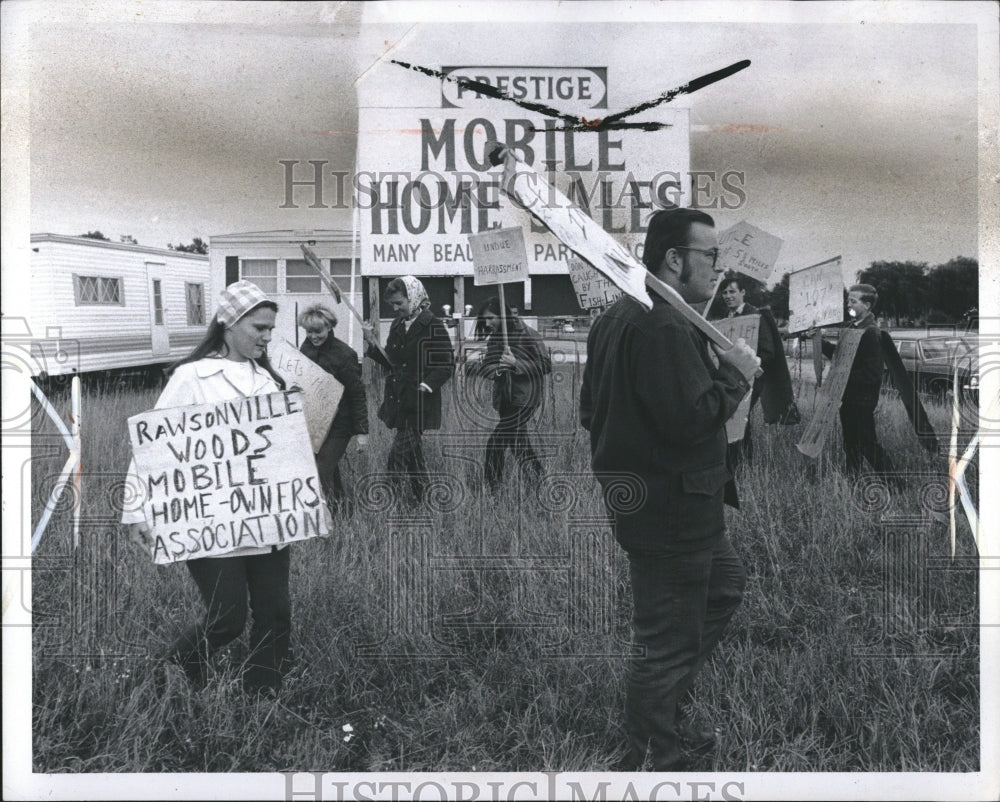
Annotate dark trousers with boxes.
[170,547,292,694]
[387,426,428,502]
[623,536,745,770]
[315,433,351,503]
[484,405,542,488]
[839,401,895,475]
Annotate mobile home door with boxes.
[145,262,171,357]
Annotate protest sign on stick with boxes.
[713,314,761,442]
[567,257,625,310]
[702,220,784,317]
[788,256,844,334]
[128,391,330,564]
[488,142,737,351]
[468,226,530,286]
[796,329,864,457]
[468,226,530,351]
[269,339,343,453]
[717,221,783,284]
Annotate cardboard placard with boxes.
[713,314,761,443]
[269,339,343,453]
[717,221,783,283]
[566,257,625,310]
[468,226,530,286]
[796,328,864,458]
[128,391,330,564]
[788,256,844,334]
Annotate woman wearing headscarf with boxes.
[122,280,294,696]
[362,276,454,503]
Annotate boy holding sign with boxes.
[710,274,798,465]
[122,281,306,696]
[816,284,896,476]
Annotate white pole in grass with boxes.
[29,376,82,552]
[71,376,81,549]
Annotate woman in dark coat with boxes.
[362,276,454,502]
[474,297,550,490]
[298,304,369,507]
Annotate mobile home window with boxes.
[329,258,355,294]
[185,283,205,325]
[285,259,323,293]
[73,274,124,306]
[240,259,278,294]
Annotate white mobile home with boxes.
[208,230,364,354]
[28,234,213,376]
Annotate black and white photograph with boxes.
[2,1,998,799]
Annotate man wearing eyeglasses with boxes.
[581,207,759,771]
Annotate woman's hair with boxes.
[384,277,407,300]
[169,300,286,389]
[474,296,521,340]
[298,304,337,330]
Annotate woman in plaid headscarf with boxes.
[123,281,296,696]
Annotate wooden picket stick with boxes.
[497,283,510,353]
[299,243,390,363]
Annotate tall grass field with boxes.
[29,358,980,773]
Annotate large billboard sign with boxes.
[357,65,694,277]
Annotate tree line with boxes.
[79,231,207,254]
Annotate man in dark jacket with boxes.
[711,274,797,464]
[820,284,896,475]
[298,305,369,507]
[580,208,759,771]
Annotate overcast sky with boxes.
[13,2,991,285]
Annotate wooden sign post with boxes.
[127,391,330,564]
[812,329,825,388]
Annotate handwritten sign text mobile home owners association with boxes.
[128,392,329,564]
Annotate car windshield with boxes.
[921,338,974,361]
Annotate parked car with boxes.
[889,331,979,403]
